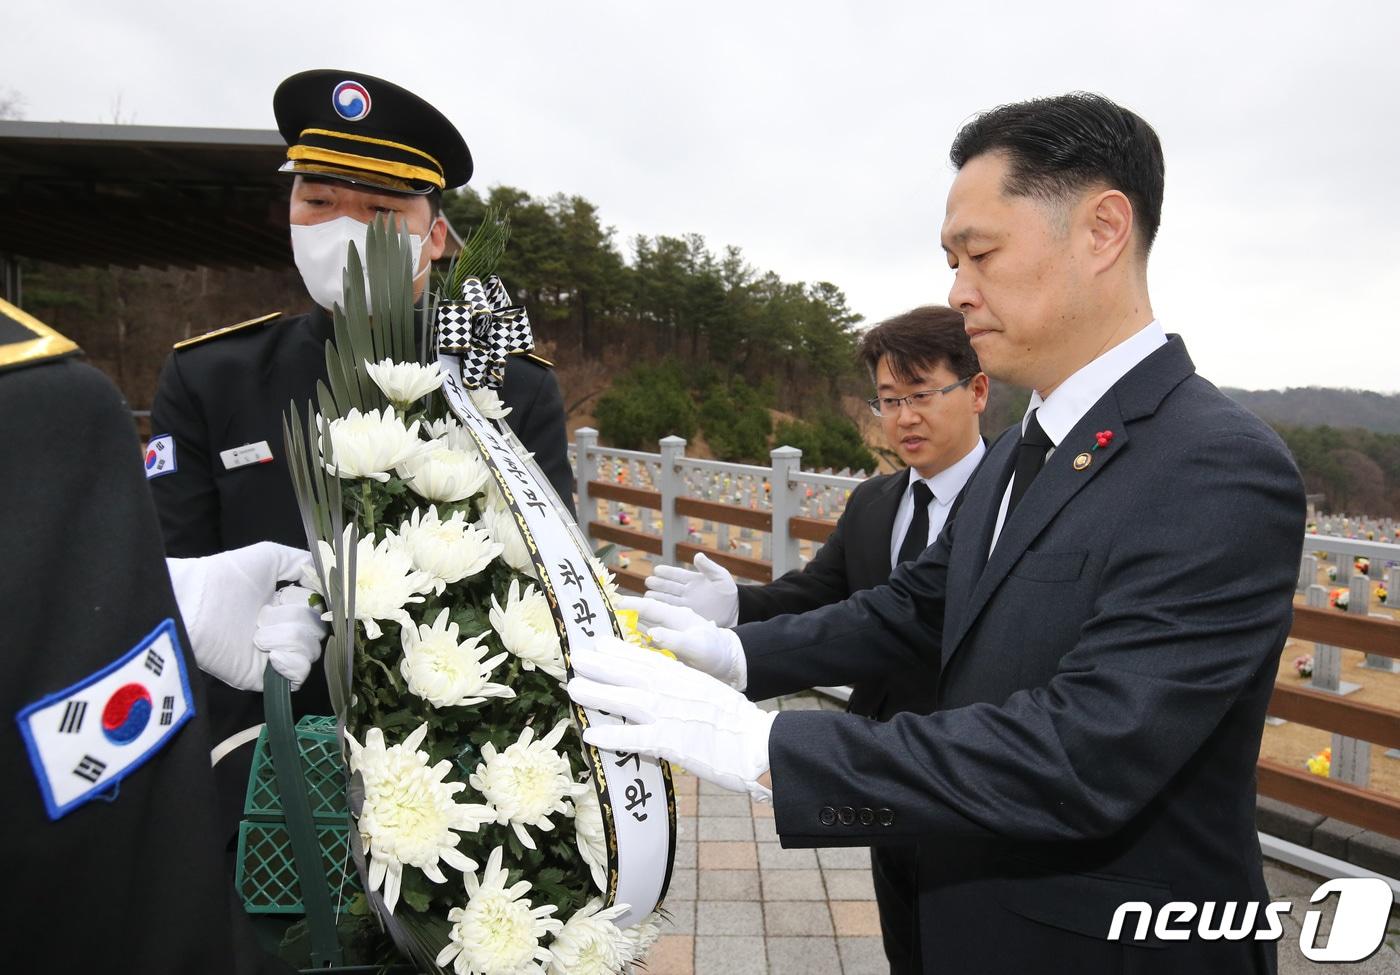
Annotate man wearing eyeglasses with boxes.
[637,304,986,972]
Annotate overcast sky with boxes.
[4,0,1397,392]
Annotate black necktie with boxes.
[896,480,935,565]
[1006,409,1054,517]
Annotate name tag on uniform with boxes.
[16,619,195,820]
[220,440,274,470]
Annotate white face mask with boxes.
[289,214,433,311]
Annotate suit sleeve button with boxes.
[837,806,855,825]
[877,807,894,826]
[859,807,875,826]
[819,806,836,826]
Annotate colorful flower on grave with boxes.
[1327,565,1338,582]
[1293,654,1314,678]
[1354,557,1370,575]
[1305,747,1331,778]
[1378,585,1388,605]
[1307,522,1317,534]
[1329,588,1350,610]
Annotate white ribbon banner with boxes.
[438,353,675,928]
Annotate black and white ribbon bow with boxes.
[435,275,534,390]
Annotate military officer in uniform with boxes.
[148,69,574,825]
[0,298,325,972]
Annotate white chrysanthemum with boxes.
[400,608,516,709]
[469,721,587,850]
[398,505,504,593]
[315,528,434,639]
[426,416,480,453]
[364,357,444,406]
[321,407,437,482]
[435,845,562,975]
[573,782,609,894]
[489,579,565,681]
[588,555,622,605]
[470,387,512,419]
[546,898,632,975]
[481,496,536,577]
[399,444,491,503]
[620,911,665,962]
[346,724,494,914]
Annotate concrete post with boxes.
[1308,584,1361,696]
[1353,574,1398,673]
[658,436,687,568]
[1298,554,1318,593]
[574,428,598,548]
[1330,730,1371,787]
[769,445,802,580]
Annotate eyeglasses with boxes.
[867,376,974,416]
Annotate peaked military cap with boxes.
[273,69,473,194]
[0,297,79,373]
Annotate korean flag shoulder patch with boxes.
[144,434,177,479]
[15,619,196,820]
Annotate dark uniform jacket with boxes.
[150,304,573,559]
[0,350,286,974]
[741,338,1304,974]
[148,304,573,829]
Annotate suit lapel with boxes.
[942,336,1198,669]
[942,430,1017,652]
[868,470,909,576]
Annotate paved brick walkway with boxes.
[647,692,887,975]
[644,692,1400,974]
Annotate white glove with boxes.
[619,595,748,690]
[253,585,326,691]
[568,637,777,802]
[644,553,739,626]
[168,542,325,691]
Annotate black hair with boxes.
[949,92,1165,253]
[858,306,980,386]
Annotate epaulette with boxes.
[174,311,282,350]
[0,297,80,373]
[510,350,554,369]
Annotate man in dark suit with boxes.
[148,69,573,825]
[639,305,986,971]
[568,93,1305,974]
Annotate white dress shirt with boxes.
[889,438,987,568]
[989,320,1168,552]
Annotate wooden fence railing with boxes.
[1260,607,1400,838]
